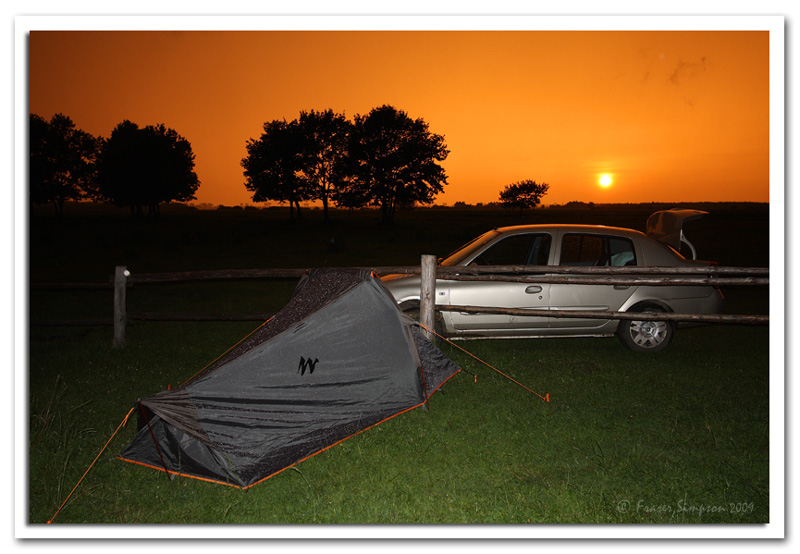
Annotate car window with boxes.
[471,234,551,266]
[607,236,637,266]
[440,230,501,266]
[560,234,636,266]
[529,234,552,265]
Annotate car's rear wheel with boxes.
[617,305,674,352]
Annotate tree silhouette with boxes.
[242,119,310,219]
[338,105,449,224]
[296,109,351,222]
[29,113,99,217]
[499,180,550,214]
[94,121,199,217]
[243,106,448,222]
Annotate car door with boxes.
[547,232,638,331]
[446,232,552,334]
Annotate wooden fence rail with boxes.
[435,304,769,326]
[28,263,768,290]
[435,265,769,276]
[29,259,769,348]
[438,274,768,286]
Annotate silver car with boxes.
[382,210,723,352]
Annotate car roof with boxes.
[493,224,648,239]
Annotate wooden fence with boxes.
[30,258,769,348]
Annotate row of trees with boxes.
[31,108,549,222]
[241,105,449,223]
[30,105,449,223]
[30,113,200,218]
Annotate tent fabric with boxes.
[119,268,461,489]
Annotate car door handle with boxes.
[525,285,542,294]
[613,285,630,290]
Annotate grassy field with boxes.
[26,203,771,527]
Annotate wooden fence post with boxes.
[113,266,128,348]
[420,255,437,340]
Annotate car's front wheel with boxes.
[617,305,674,352]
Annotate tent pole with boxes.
[138,402,174,481]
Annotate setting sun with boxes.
[599,174,613,188]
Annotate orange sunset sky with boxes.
[28,28,771,207]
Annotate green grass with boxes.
[26,203,771,525]
[29,322,770,524]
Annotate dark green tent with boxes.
[118,268,461,489]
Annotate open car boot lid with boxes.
[646,208,708,259]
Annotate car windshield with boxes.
[439,230,501,266]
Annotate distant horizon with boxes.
[45,198,771,212]
[186,199,771,209]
